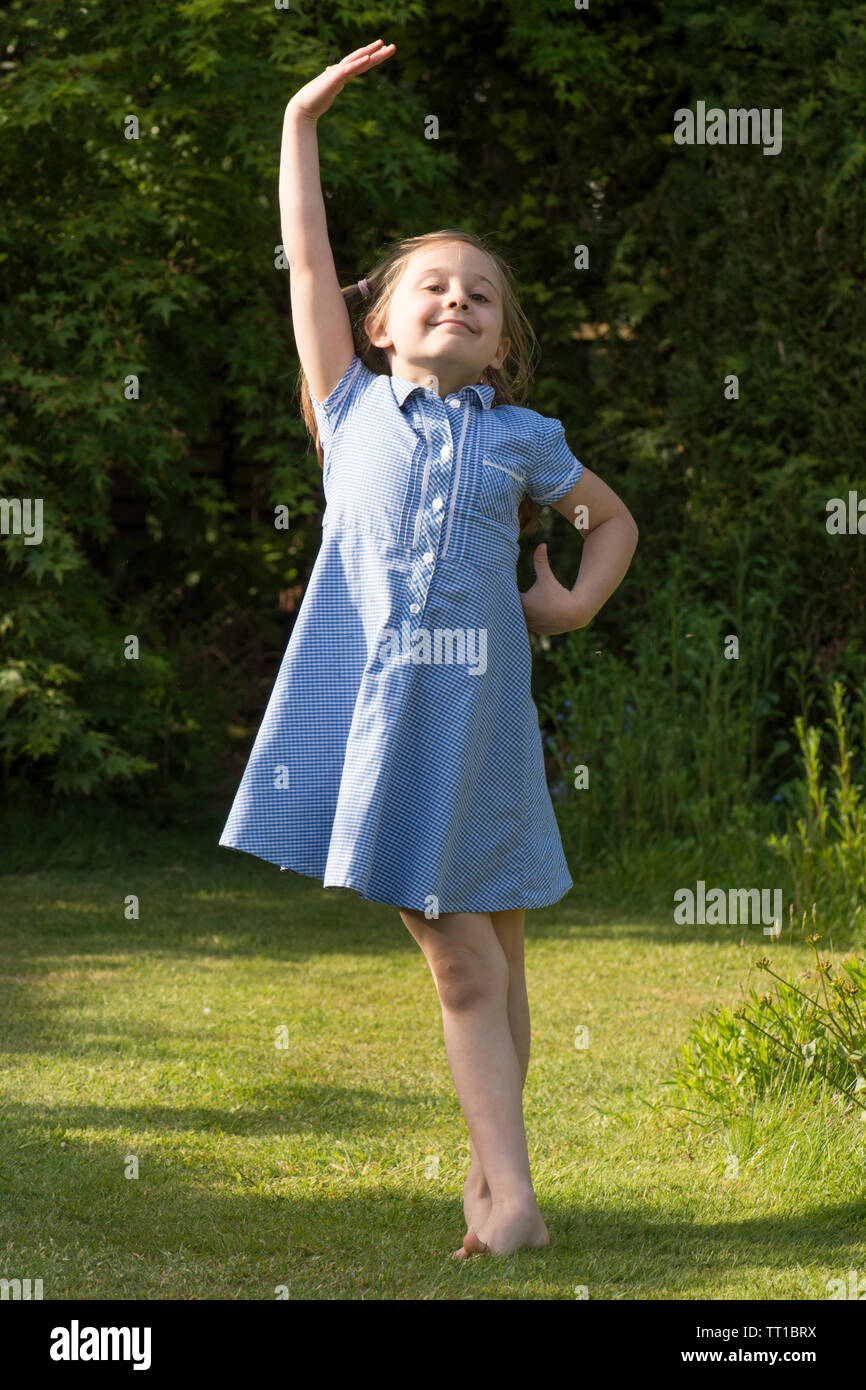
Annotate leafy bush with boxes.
[767,680,866,937]
[667,913,866,1119]
[2,0,865,822]
[534,559,786,858]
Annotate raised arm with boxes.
[281,40,396,403]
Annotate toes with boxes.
[461,1229,489,1256]
[450,1227,490,1260]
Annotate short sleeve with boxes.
[309,353,372,448]
[525,413,584,505]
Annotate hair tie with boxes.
[357,278,370,298]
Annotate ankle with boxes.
[464,1167,490,1192]
[489,1182,537,1209]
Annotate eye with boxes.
[424,284,488,302]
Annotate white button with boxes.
[439,444,451,460]
[432,497,443,511]
[422,550,434,563]
[409,603,420,614]
[448,398,460,409]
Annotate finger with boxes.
[338,45,395,78]
[533,541,552,573]
[358,42,396,66]
[343,40,386,62]
[343,40,394,65]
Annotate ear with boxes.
[365,310,391,349]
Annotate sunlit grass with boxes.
[1,820,865,1300]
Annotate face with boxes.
[367,242,511,385]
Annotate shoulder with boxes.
[309,354,387,445]
[487,402,568,451]
[310,353,378,412]
[487,402,582,504]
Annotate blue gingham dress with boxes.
[219,353,584,914]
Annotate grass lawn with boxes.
[1,814,865,1300]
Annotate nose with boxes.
[445,290,469,309]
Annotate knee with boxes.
[431,945,507,1012]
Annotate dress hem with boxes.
[218,839,572,914]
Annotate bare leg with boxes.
[463,909,530,1234]
[399,906,547,1256]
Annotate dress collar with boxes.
[389,374,495,411]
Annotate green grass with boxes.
[1,814,865,1300]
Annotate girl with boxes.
[219,39,639,1259]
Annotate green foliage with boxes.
[534,554,787,856]
[767,679,866,934]
[1,0,865,821]
[668,928,866,1119]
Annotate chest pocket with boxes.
[476,454,523,527]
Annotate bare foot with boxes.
[462,1162,492,1243]
[453,1195,549,1259]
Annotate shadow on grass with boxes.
[3,810,865,1297]
[2,807,860,958]
[1,1101,864,1297]
[2,858,858,960]
[0,1077,434,1135]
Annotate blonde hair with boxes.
[294,228,543,536]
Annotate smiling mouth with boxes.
[435,321,472,332]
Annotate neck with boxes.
[387,352,484,399]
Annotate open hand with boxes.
[288,39,396,122]
[519,543,588,635]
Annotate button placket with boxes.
[440,400,471,559]
[408,390,453,618]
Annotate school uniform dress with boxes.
[218,353,584,914]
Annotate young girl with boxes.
[219,39,639,1259]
